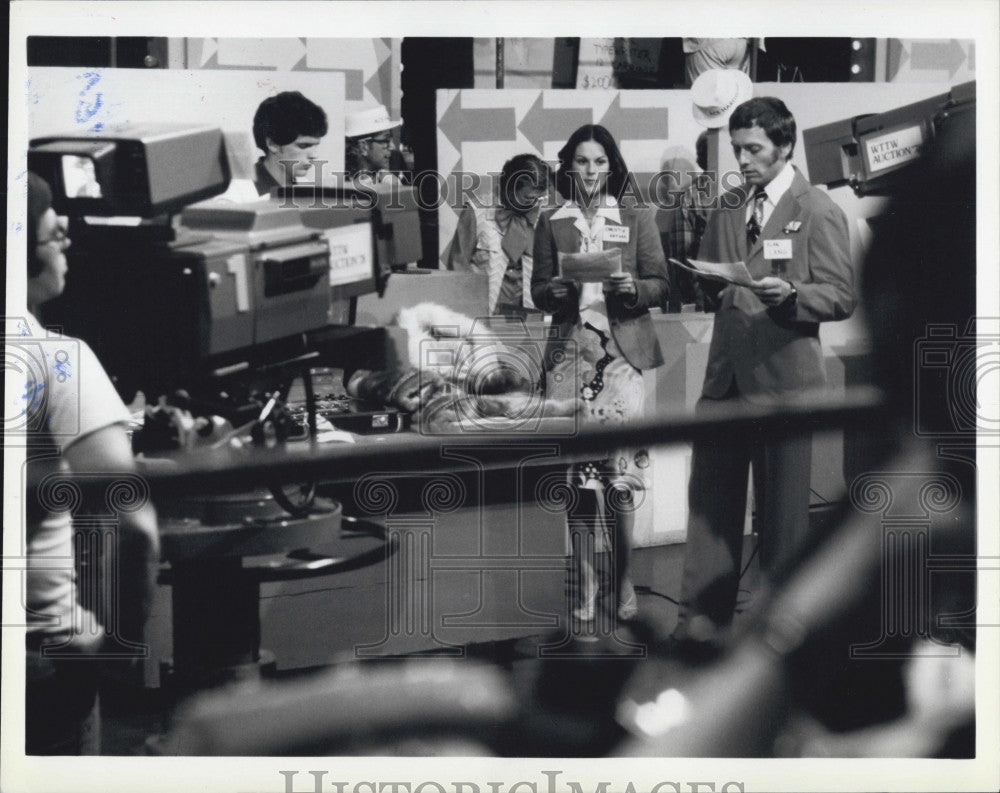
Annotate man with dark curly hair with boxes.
[251,91,328,195]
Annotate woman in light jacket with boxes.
[532,124,669,623]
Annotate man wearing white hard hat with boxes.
[345,104,404,187]
[674,91,857,652]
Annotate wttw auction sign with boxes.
[863,123,926,174]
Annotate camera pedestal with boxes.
[154,494,394,698]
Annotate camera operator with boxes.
[22,172,160,754]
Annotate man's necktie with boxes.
[746,189,767,248]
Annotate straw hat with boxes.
[691,68,753,128]
[345,105,402,139]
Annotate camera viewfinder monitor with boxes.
[62,153,105,198]
[29,124,231,218]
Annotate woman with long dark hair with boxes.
[531,124,669,623]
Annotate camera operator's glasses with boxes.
[368,135,394,148]
[36,217,70,249]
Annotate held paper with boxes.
[669,257,755,287]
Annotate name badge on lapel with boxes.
[763,239,793,260]
[603,225,630,244]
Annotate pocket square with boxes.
[783,221,802,233]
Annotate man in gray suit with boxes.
[675,97,857,646]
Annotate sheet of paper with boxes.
[669,257,755,287]
[558,249,623,282]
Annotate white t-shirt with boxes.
[13,312,131,640]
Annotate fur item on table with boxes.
[394,302,520,394]
[350,303,581,431]
[419,388,582,435]
[346,367,443,413]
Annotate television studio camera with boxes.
[29,125,422,691]
[803,80,974,197]
[29,124,421,461]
